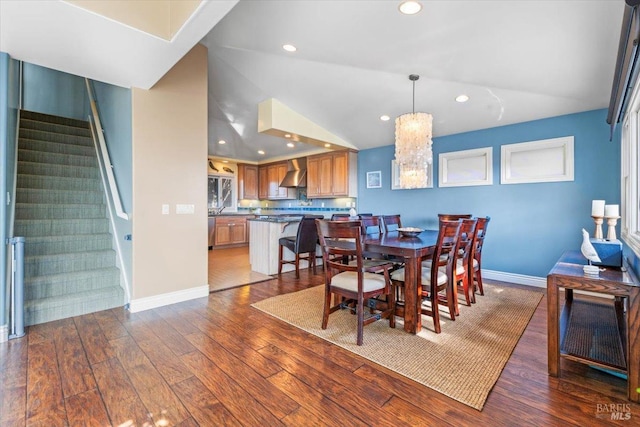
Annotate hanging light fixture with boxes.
[394,74,432,189]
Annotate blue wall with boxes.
[22,62,89,120]
[357,109,620,278]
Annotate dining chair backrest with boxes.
[438,213,472,223]
[434,220,463,281]
[381,215,402,232]
[359,215,382,235]
[473,216,490,261]
[316,220,364,275]
[457,218,478,266]
[331,213,351,221]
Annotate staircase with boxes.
[14,110,124,326]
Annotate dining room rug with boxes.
[251,283,543,410]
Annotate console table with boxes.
[547,251,640,402]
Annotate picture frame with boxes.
[366,170,382,188]
[439,147,493,188]
[501,136,574,184]
[391,160,433,190]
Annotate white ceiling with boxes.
[202,0,625,162]
[0,1,626,163]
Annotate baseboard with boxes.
[129,284,209,313]
[0,324,7,343]
[482,269,546,288]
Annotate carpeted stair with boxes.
[14,110,124,326]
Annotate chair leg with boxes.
[475,266,484,296]
[294,253,300,279]
[462,275,472,306]
[311,251,316,275]
[322,287,331,330]
[278,245,284,275]
[356,295,364,346]
[431,285,442,334]
[447,281,457,321]
[389,288,396,329]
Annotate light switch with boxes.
[162,204,169,215]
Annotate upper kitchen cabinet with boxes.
[258,161,296,200]
[307,151,357,198]
[238,163,259,200]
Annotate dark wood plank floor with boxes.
[1,269,639,426]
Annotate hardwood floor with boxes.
[1,268,639,426]
[208,246,272,292]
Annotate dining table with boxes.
[364,229,439,334]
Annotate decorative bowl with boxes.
[398,227,423,237]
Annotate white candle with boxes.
[591,200,605,217]
[605,204,619,217]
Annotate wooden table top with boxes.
[548,250,639,288]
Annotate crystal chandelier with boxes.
[394,74,432,189]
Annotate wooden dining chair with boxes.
[331,213,351,221]
[471,216,491,297]
[278,217,319,279]
[453,218,478,308]
[381,215,402,232]
[438,213,472,222]
[391,219,462,333]
[316,219,396,345]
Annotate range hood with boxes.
[280,158,307,188]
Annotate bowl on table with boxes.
[397,227,423,238]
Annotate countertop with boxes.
[208,213,256,218]
[248,215,304,223]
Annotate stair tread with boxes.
[24,266,120,284]
[25,248,115,260]
[19,137,94,150]
[21,110,89,128]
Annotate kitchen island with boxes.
[249,216,320,275]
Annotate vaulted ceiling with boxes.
[1,1,626,163]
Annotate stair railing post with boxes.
[9,236,25,339]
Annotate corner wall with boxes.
[131,44,208,308]
[357,109,620,279]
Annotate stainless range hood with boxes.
[279,158,307,187]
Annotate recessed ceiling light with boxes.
[287,142,295,148]
[218,139,226,144]
[284,133,291,138]
[380,115,390,121]
[398,1,422,15]
[456,94,470,103]
[282,44,297,52]
[222,160,229,163]
[258,150,265,155]
[324,143,331,148]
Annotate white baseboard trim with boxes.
[482,269,546,288]
[0,324,8,343]
[129,284,209,313]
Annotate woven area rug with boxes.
[252,283,542,410]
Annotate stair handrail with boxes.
[84,78,128,220]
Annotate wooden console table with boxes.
[547,251,640,402]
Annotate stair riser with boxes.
[25,271,120,299]
[25,251,117,276]
[15,219,110,236]
[24,287,125,326]
[15,204,106,220]
[17,175,102,191]
[17,189,104,204]
[20,119,92,137]
[18,129,93,147]
[20,139,95,157]
[18,162,100,179]
[19,149,97,168]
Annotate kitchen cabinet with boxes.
[238,164,259,200]
[258,162,296,200]
[214,216,248,246]
[307,150,357,198]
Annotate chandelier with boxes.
[394,74,432,189]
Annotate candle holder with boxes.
[605,216,620,241]
[591,215,604,240]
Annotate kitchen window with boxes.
[208,175,237,213]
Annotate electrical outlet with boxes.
[176,204,195,214]
[162,204,169,215]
